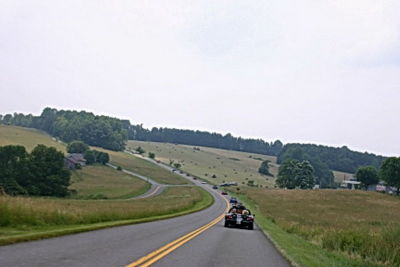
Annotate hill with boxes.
[128,140,279,187]
[128,140,354,186]
[0,125,150,197]
[0,125,66,152]
[2,109,385,176]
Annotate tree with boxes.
[27,145,71,197]
[96,151,109,165]
[67,141,89,154]
[380,157,400,195]
[277,146,334,188]
[173,163,182,169]
[296,161,316,189]
[276,159,315,189]
[2,114,12,125]
[258,160,272,176]
[0,145,29,195]
[148,152,155,159]
[355,166,379,189]
[84,150,96,164]
[136,147,145,154]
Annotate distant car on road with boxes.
[229,197,238,205]
[221,191,228,195]
[224,205,254,230]
[212,185,218,189]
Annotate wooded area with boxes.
[0,108,386,183]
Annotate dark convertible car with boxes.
[224,205,254,230]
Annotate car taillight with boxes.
[227,215,232,219]
[247,217,253,221]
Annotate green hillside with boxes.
[0,125,150,198]
[0,125,66,152]
[93,147,190,185]
[128,140,278,187]
[127,140,353,187]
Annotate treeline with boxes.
[278,144,385,173]
[128,126,284,156]
[0,108,128,151]
[1,108,386,179]
[67,140,109,165]
[277,145,335,188]
[0,145,70,197]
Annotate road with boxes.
[0,174,290,267]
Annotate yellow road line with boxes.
[126,195,230,267]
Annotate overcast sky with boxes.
[1,0,399,156]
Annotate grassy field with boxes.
[70,165,151,199]
[0,125,152,196]
[0,125,66,152]
[236,188,400,266]
[0,186,213,245]
[94,147,190,185]
[127,141,278,187]
[0,125,215,245]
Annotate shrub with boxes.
[67,141,88,154]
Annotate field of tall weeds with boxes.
[0,186,205,228]
[241,188,400,266]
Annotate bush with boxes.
[84,150,109,165]
[136,147,145,154]
[67,141,89,154]
[258,160,273,176]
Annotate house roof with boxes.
[342,180,361,185]
[65,153,86,163]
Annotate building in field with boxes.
[340,179,361,190]
[64,153,86,169]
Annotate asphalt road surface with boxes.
[0,180,290,267]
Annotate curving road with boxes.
[0,174,289,267]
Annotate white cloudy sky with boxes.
[0,0,399,156]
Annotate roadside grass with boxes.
[69,165,151,199]
[0,186,213,245]
[0,125,66,152]
[234,188,400,267]
[94,147,190,185]
[127,141,277,187]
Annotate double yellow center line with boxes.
[126,195,230,267]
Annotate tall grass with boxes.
[93,147,190,185]
[240,188,400,266]
[69,165,150,199]
[0,187,204,227]
[322,227,400,266]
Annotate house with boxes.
[369,183,399,194]
[64,153,86,169]
[340,179,361,190]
